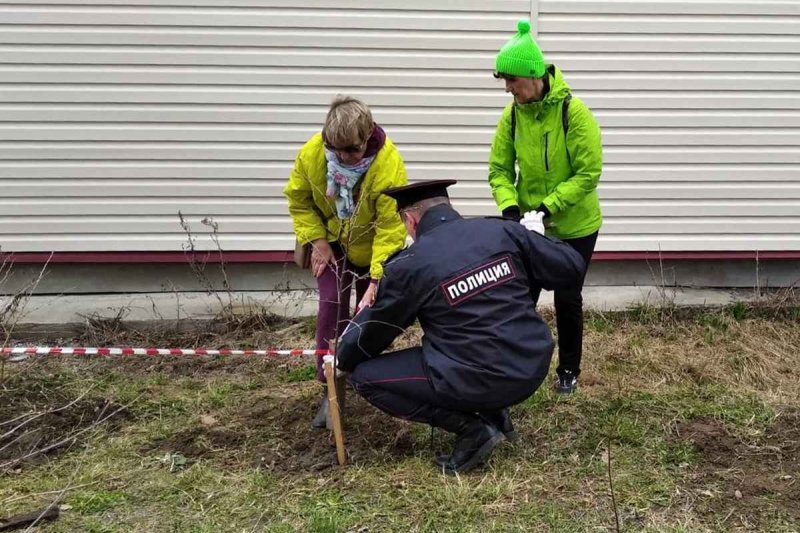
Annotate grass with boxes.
[70,491,128,514]
[1,304,798,532]
[284,363,318,383]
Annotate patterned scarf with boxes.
[324,149,376,219]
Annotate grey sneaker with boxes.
[556,372,578,395]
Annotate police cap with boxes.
[381,179,457,211]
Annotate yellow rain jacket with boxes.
[284,133,408,280]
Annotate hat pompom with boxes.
[495,18,545,78]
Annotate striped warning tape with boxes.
[2,346,333,360]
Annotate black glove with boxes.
[535,204,551,218]
[502,206,521,222]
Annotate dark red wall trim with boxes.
[593,251,800,261]
[1,250,798,264]
[1,251,293,264]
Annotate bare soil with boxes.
[91,354,289,380]
[147,385,416,474]
[674,411,800,524]
[0,376,131,470]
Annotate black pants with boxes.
[531,231,598,378]
[350,347,488,430]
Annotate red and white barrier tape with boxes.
[2,346,333,359]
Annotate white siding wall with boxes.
[536,0,800,251]
[0,0,798,253]
[0,0,529,252]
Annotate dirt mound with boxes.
[674,412,800,524]
[147,384,417,473]
[0,378,131,473]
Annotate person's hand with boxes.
[357,280,379,312]
[502,206,522,222]
[520,210,545,235]
[311,239,334,278]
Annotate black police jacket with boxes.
[337,204,586,409]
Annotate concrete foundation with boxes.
[1,286,766,327]
[1,259,797,296]
[0,259,795,326]
[586,259,798,290]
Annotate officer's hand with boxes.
[357,280,379,312]
[324,354,350,378]
[520,210,546,235]
[311,239,334,278]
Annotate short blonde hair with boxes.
[322,95,373,148]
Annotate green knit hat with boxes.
[494,19,546,78]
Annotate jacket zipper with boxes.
[544,132,550,172]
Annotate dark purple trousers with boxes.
[315,245,370,382]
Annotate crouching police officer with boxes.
[336,180,585,474]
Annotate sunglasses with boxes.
[493,72,518,82]
[324,141,366,154]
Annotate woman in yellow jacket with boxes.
[284,95,408,428]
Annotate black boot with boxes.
[431,410,504,475]
[479,408,518,442]
[311,386,329,429]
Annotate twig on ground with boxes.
[607,440,621,533]
[1,396,140,474]
[0,253,53,387]
[0,504,59,531]
[0,387,94,442]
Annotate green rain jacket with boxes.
[284,133,408,280]
[489,65,603,240]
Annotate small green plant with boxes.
[70,490,127,514]
[301,315,318,336]
[205,383,233,408]
[731,301,747,321]
[303,491,356,533]
[627,333,646,355]
[284,364,317,383]
[149,373,169,386]
[589,314,615,334]
[700,311,729,344]
[700,312,728,332]
[628,302,655,322]
[306,511,338,533]
[662,440,700,467]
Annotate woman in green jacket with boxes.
[489,20,603,395]
[284,95,408,426]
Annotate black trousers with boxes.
[531,231,598,378]
[349,347,493,429]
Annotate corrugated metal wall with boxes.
[0,0,529,252]
[0,0,798,253]
[536,0,800,251]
